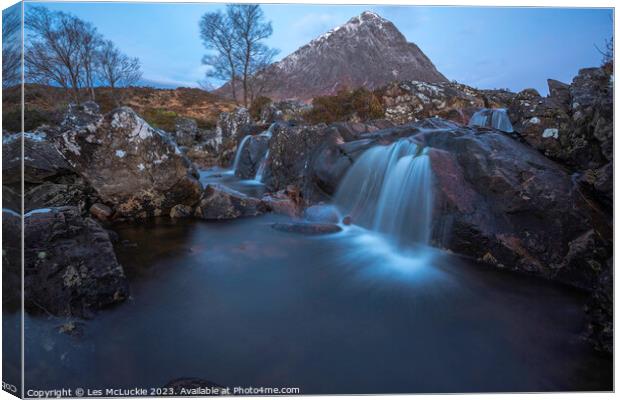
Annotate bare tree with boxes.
[596,37,613,66]
[79,23,103,101]
[2,5,22,88]
[199,10,239,103]
[25,6,92,103]
[97,40,142,105]
[229,4,278,107]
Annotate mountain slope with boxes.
[222,11,448,102]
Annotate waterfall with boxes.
[335,139,433,246]
[231,135,252,173]
[254,149,270,182]
[468,108,514,133]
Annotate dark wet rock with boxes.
[89,203,113,221]
[577,162,613,208]
[21,206,129,317]
[266,122,331,202]
[3,185,21,211]
[271,222,342,235]
[25,181,93,212]
[194,185,266,220]
[234,133,270,179]
[554,229,610,290]
[50,105,202,218]
[2,209,22,308]
[170,204,194,219]
[173,117,199,146]
[3,132,73,184]
[261,185,303,218]
[408,121,611,290]
[330,120,395,141]
[584,262,613,353]
[304,204,341,223]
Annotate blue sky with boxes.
[27,2,613,94]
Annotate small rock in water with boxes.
[89,203,113,221]
[304,204,341,223]
[57,321,85,337]
[271,222,342,235]
[342,215,353,225]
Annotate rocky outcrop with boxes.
[407,120,611,290]
[507,65,613,207]
[194,184,267,220]
[49,103,202,218]
[259,100,310,123]
[380,80,514,125]
[4,207,129,317]
[25,180,94,211]
[3,131,73,184]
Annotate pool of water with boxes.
[18,214,612,394]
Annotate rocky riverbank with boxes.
[2,63,612,353]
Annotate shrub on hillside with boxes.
[249,96,272,120]
[304,87,384,124]
[141,108,178,131]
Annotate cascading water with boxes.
[334,139,433,246]
[254,149,270,182]
[468,108,514,133]
[231,135,252,174]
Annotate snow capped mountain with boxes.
[238,11,448,101]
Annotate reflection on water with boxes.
[18,214,611,394]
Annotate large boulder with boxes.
[3,207,129,317]
[3,131,73,184]
[211,107,252,152]
[173,117,199,146]
[24,180,94,212]
[50,103,202,218]
[412,122,610,285]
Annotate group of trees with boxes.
[200,4,278,107]
[2,5,22,88]
[24,6,142,104]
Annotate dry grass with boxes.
[3,84,236,133]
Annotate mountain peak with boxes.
[219,12,447,101]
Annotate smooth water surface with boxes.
[20,215,611,394]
